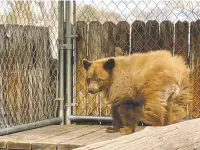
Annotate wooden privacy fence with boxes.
[75,19,200,119]
[0,24,57,128]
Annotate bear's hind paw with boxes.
[106,127,119,133]
[120,127,135,135]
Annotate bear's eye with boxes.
[96,78,101,82]
[86,78,91,84]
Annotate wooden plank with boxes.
[75,21,88,116]
[132,122,200,150]
[3,24,29,126]
[0,125,57,148]
[88,21,102,60]
[87,21,102,116]
[74,127,159,150]
[23,26,35,122]
[175,21,189,62]
[31,26,49,121]
[159,20,174,52]
[0,137,11,149]
[102,21,116,57]
[131,20,145,53]
[120,122,200,149]
[37,27,54,119]
[94,126,145,143]
[101,21,117,116]
[116,21,130,55]
[74,119,200,150]
[189,20,200,119]
[4,125,88,150]
[145,20,159,52]
[33,125,105,150]
[1,25,54,128]
[58,128,120,149]
[60,126,145,149]
[0,24,8,129]
[32,144,56,150]
[24,25,55,122]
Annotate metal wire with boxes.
[0,0,200,129]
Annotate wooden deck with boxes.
[0,124,145,150]
[75,119,200,150]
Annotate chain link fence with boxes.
[0,1,59,129]
[73,0,200,119]
[0,0,200,130]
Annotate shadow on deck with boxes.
[0,125,145,150]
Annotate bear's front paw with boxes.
[120,127,135,135]
[106,126,119,133]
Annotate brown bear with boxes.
[82,50,193,135]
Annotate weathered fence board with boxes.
[159,20,174,52]
[131,20,145,53]
[0,24,56,128]
[190,20,200,119]
[23,26,35,123]
[102,21,116,57]
[116,21,130,55]
[3,24,29,126]
[101,21,117,116]
[175,21,189,61]
[75,21,88,115]
[88,21,102,116]
[174,21,189,118]
[0,25,8,128]
[88,21,102,60]
[145,20,160,51]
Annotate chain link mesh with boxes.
[0,0,199,129]
[0,1,58,129]
[73,0,200,119]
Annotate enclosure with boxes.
[0,0,200,143]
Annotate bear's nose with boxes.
[88,89,96,94]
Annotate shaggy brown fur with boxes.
[82,50,193,135]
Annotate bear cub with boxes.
[82,50,193,135]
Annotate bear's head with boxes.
[82,58,115,94]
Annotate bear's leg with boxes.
[119,124,137,135]
[106,103,123,133]
[117,101,143,135]
[166,103,186,125]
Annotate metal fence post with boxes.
[58,0,65,125]
[65,0,73,125]
[72,0,77,116]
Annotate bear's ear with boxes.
[82,59,92,70]
[103,58,115,72]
